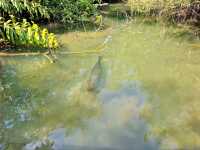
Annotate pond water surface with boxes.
[0,17,200,150]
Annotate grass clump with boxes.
[127,0,200,25]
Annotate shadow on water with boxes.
[44,22,97,35]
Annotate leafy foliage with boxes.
[0,0,49,20]
[0,17,58,49]
[43,0,97,24]
[0,0,98,50]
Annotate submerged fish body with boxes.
[0,60,3,76]
[0,60,5,86]
[87,56,106,93]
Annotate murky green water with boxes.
[0,17,200,150]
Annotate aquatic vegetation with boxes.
[0,17,58,49]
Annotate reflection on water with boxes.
[0,17,200,149]
[24,82,158,150]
